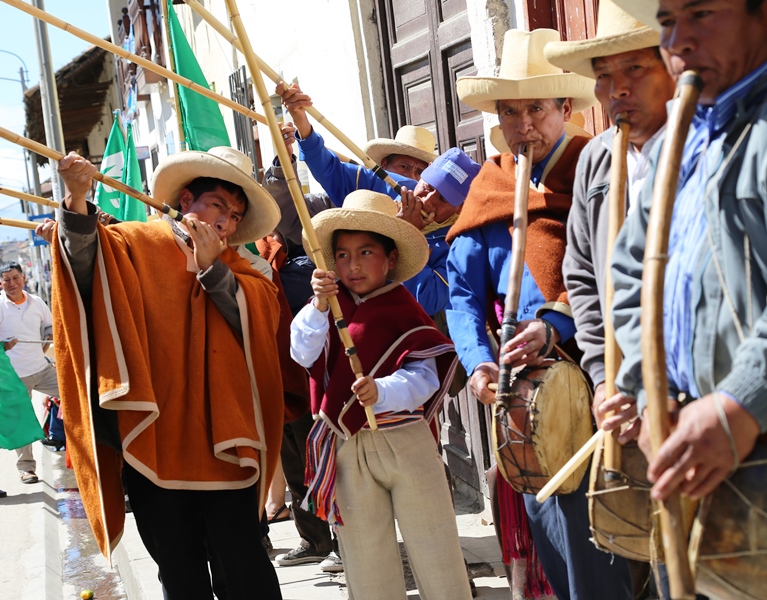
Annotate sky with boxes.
[0,0,110,242]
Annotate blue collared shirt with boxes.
[664,60,767,397]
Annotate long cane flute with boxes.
[180,0,405,196]
[0,128,192,228]
[1,0,267,128]
[223,0,377,430]
[496,144,534,400]
[641,71,702,600]
[0,186,60,209]
[603,113,631,479]
[536,116,632,501]
[0,217,38,230]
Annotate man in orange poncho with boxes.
[49,147,285,599]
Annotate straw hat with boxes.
[488,112,592,154]
[457,28,597,114]
[613,1,660,32]
[305,190,429,283]
[544,0,660,78]
[363,125,438,166]
[152,146,280,245]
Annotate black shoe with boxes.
[0,489,6,498]
[41,437,65,451]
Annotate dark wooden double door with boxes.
[375,0,602,500]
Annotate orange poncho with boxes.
[52,219,284,560]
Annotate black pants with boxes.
[281,412,335,553]
[123,464,282,600]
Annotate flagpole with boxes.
[160,0,187,152]
[182,0,405,196]
[0,127,193,228]
[0,186,60,209]
[224,0,377,431]
[1,0,268,127]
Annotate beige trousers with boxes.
[335,420,472,600]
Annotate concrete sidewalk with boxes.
[2,439,511,599]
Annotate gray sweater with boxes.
[563,130,616,386]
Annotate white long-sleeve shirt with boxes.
[290,301,439,415]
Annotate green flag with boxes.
[95,112,125,218]
[167,0,231,151]
[120,123,147,222]
[0,347,44,450]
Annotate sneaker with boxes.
[275,545,326,566]
[19,471,39,484]
[319,551,344,573]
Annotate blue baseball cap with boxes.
[420,148,481,207]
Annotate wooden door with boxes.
[376,0,486,162]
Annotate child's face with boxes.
[333,232,398,296]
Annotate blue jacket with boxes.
[298,129,417,206]
[403,224,451,317]
[447,221,575,376]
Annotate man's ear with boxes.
[562,97,574,122]
[178,188,195,212]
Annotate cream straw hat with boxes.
[544,0,660,78]
[364,125,438,166]
[305,190,429,283]
[613,0,661,32]
[457,28,597,114]
[152,146,280,245]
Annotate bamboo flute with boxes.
[223,0,377,430]
[640,71,702,599]
[181,0,405,196]
[0,217,38,230]
[0,186,60,209]
[0,127,191,227]
[1,0,267,127]
[603,113,630,478]
[495,144,534,399]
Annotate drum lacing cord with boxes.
[704,121,753,478]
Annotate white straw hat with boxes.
[544,0,660,78]
[305,190,429,283]
[457,28,597,114]
[363,125,438,166]
[151,146,280,245]
[613,0,661,32]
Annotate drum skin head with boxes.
[493,359,593,495]
[692,440,767,600]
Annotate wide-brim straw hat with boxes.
[457,28,597,114]
[305,189,429,283]
[614,0,661,32]
[152,146,280,246]
[364,125,438,166]
[544,0,660,78]
[488,113,592,154]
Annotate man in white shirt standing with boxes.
[0,261,59,484]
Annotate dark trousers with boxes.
[123,463,282,600]
[281,412,335,553]
[524,470,633,600]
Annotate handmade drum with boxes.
[691,440,767,600]
[493,359,593,495]
[588,439,659,561]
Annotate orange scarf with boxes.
[52,219,284,560]
[447,136,589,305]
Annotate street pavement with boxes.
[1,435,511,600]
